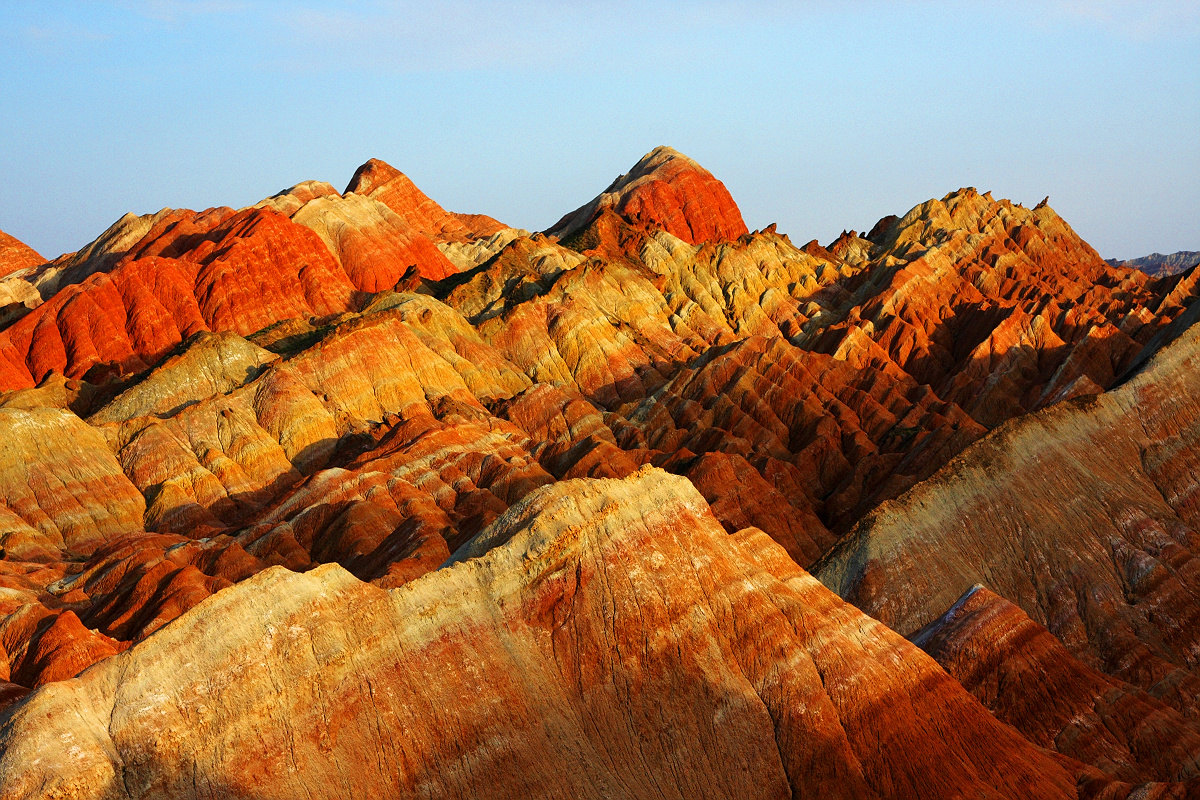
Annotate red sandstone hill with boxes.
[0,232,45,327]
[0,231,43,280]
[0,160,523,390]
[546,145,748,245]
[0,148,1198,798]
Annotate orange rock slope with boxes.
[914,585,1200,787]
[817,307,1200,773]
[547,145,748,244]
[0,147,1198,797]
[0,161,517,390]
[0,231,42,280]
[0,470,1084,800]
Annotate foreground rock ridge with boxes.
[0,468,1085,799]
[1,148,1199,798]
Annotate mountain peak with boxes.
[344,157,406,197]
[344,157,463,237]
[546,146,748,245]
[344,158,449,233]
[621,145,694,179]
[1107,249,1200,278]
[344,158,506,243]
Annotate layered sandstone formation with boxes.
[547,145,748,244]
[0,470,1083,800]
[0,160,520,390]
[0,232,42,280]
[817,311,1200,720]
[0,231,45,326]
[914,585,1200,785]
[1,147,1198,797]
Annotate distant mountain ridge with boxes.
[1107,249,1200,277]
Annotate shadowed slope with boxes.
[809,189,1175,427]
[915,585,1200,784]
[817,315,1200,714]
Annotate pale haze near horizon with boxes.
[1,0,1196,262]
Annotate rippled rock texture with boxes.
[1,147,1198,798]
[0,469,1084,800]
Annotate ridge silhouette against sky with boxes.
[1,0,1196,261]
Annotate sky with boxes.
[1,1,1197,261]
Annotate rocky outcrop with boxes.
[340,157,514,280]
[0,209,243,318]
[0,161,522,390]
[441,233,586,323]
[88,331,276,424]
[346,157,506,241]
[0,469,1081,800]
[0,231,46,326]
[804,188,1172,428]
[0,407,145,559]
[290,190,457,284]
[0,605,122,689]
[622,334,984,534]
[0,206,356,390]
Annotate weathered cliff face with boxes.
[816,311,1200,719]
[914,585,1200,785]
[0,147,1199,797]
[0,469,1082,800]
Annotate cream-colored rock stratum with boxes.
[0,468,1080,800]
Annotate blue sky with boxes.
[2,1,1197,260]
